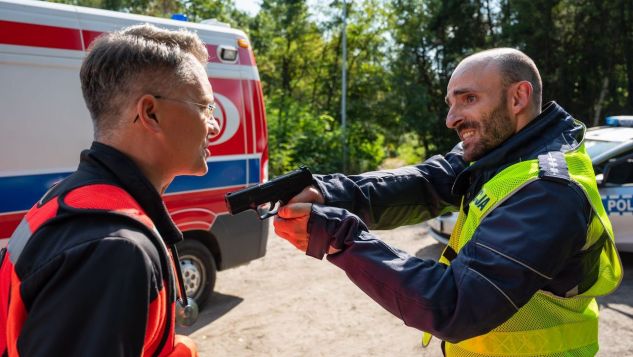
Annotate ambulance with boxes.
[0,0,269,307]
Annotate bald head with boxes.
[445,48,543,161]
[457,48,542,111]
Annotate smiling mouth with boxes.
[461,129,476,140]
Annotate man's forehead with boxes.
[447,60,500,95]
[188,61,214,101]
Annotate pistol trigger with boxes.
[260,201,280,220]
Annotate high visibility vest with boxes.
[0,184,189,356]
[426,144,622,356]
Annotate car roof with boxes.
[585,126,633,142]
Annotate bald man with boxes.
[273,48,621,356]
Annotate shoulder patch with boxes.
[538,151,570,183]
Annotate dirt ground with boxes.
[178,222,633,356]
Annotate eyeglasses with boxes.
[154,95,217,122]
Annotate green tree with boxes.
[386,0,495,158]
[498,0,633,124]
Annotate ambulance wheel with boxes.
[177,239,216,309]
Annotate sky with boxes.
[233,0,324,17]
[234,0,261,16]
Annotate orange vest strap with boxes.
[64,184,155,229]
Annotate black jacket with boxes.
[9,142,181,356]
[306,102,593,342]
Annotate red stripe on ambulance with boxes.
[0,20,82,50]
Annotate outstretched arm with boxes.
[275,179,590,342]
[311,145,466,229]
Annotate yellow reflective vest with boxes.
[428,142,622,356]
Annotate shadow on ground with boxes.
[176,292,243,335]
[415,241,445,260]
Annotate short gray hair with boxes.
[80,23,208,136]
[470,48,542,110]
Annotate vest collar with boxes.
[79,142,183,244]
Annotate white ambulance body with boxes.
[0,0,269,306]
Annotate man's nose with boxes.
[445,107,463,129]
[207,117,221,138]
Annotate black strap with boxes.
[441,245,458,262]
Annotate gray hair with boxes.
[80,23,208,137]
[470,48,543,110]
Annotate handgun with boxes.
[224,167,313,220]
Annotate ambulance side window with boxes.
[604,153,633,185]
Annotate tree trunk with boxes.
[593,77,609,127]
[626,0,633,111]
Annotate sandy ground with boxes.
[178,222,633,356]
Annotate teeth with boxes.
[462,130,475,139]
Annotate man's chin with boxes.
[194,164,209,176]
[185,162,209,177]
[462,145,476,162]
[463,147,484,162]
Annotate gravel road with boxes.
[178,222,633,356]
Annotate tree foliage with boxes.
[50,0,633,176]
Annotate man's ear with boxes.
[135,94,162,133]
[510,81,533,116]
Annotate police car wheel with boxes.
[177,239,216,309]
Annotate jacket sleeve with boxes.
[313,144,466,230]
[17,234,157,356]
[307,179,591,342]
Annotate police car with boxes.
[427,115,633,253]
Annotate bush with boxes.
[267,101,386,177]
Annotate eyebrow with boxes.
[445,87,477,104]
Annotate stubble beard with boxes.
[462,94,515,162]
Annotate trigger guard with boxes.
[260,201,281,219]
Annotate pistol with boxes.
[224,167,313,220]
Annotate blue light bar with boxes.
[605,116,633,127]
[171,13,188,21]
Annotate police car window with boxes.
[605,156,633,185]
[585,140,620,159]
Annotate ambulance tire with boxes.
[177,239,216,309]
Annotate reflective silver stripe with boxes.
[476,242,553,280]
[7,219,32,264]
[468,267,519,310]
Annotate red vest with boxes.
[0,184,181,356]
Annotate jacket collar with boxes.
[452,102,585,198]
[78,141,183,244]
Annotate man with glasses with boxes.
[274,48,621,356]
[0,24,219,356]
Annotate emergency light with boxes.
[171,13,187,21]
[605,116,633,127]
